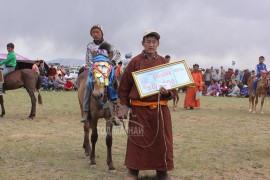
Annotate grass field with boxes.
[0,89,270,180]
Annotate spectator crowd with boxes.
[32,60,78,92]
[201,66,256,98]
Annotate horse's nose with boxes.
[99,93,103,99]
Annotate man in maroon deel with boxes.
[117,30,174,180]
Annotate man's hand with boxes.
[116,99,130,120]
[160,86,170,97]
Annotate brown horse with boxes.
[0,69,42,119]
[77,61,117,171]
[248,72,270,114]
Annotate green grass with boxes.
[0,89,270,179]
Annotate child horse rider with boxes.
[81,24,121,123]
[0,43,17,95]
[252,56,267,96]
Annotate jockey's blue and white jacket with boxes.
[85,41,121,67]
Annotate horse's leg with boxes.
[83,121,91,156]
[248,92,252,112]
[253,95,258,113]
[0,95,5,117]
[90,123,98,166]
[260,94,265,114]
[26,89,37,119]
[106,119,116,171]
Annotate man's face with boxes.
[91,28,103,41]
[142,36,159,54]
[7,47,14,53]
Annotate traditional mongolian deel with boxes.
[118,52,175,171]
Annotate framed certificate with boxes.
[132,60,194,98]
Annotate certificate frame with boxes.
[132,60,194,98]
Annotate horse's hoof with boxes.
[249,109,252,112]
[0,114,4,118]
[28,116,34,120]
[90,164,97,169]
[261,112,264,114]
[109,169,117,173]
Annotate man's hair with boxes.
[259,56,265,59]
[165,55,170,59]
[99,42,113,53]
[7,43,14,49]
[143,34,159,42]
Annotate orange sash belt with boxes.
[130,99,168,109]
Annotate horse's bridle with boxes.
[91,62,113,106]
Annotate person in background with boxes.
[204,68,212,87]
[225,68,233,86]
[231,69,241,84]
[64,77,74,91]
[120,52,133,75]
[220,66,226,82]
[252,56,267,95]
[227,81,240,97]
[54,74,66,90]
[39,60,47,76]
[41,75,48,91]
[251,70,255,76]
[47,75,55,91]
[0,43,17,95]
[60,65,66,76]
[56,66,62,76]
[64,71,73,81]
[32,60,40,75]
[184,64,202,109]
[206,81,221,97]
[47,64,57,79]
[242,69,251,85]
[240,85,249,98]
[115,61,122,76]
[211,68,220,82]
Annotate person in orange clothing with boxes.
[184,63,202,110]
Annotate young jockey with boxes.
[81,24,120,123]
[0,43,17,95]
[252,56,267,95]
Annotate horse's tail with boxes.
[36,75,43,105]
[38,92,43,105]
[36,75,42,90]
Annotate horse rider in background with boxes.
[0,43,17,95]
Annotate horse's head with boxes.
[258,71,270,89]
[91,60,113,100]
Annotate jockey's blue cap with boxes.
[125,52,132,58]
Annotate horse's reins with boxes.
[121,88,168,169]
